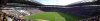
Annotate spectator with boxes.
[17,17,21,21]
[20,18,25,21]
[6,16,13,21]
[3,13,7,21]
[13,16,18,21]
[0,14,2,21]
[25,18,29,21]
[1,14,3,21]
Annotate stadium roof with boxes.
[6,0,43,6]
[66,0,100,7]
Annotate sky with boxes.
[36,0,84,5]
[36,0,94,5]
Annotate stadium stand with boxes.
[0,7,44,21]
[78,15,100,21]
[1,0,100,21]
[0,7,34,21]
[22,8,43,14]
[2,7,43,16]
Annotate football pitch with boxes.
[24,12,87,21]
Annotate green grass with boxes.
[24,12,87,21]
[58,12,87,21]
[24,12,66,21]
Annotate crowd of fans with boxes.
[26,9,43,14]
[78,15,100,21]
[0,7,44,21]
[0,12,33,21]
